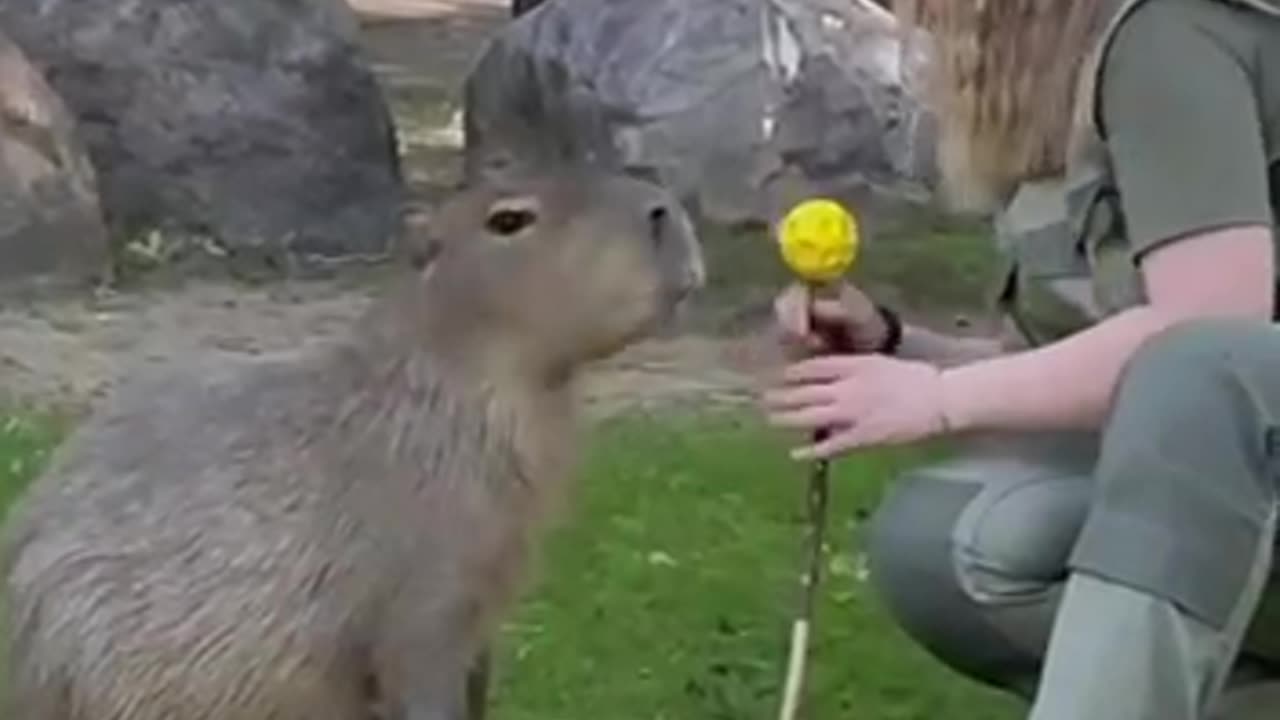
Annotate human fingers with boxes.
[809,298,852,325]
[790,425,866,461]
[781,355,868,384]
[759,383,835,413]
[767,403,847,431]
[773,284,812,338]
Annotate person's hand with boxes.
[762,354,950,460]
[773,281,889,356]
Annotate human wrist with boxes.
[842,301,899,354]
[936,365,976,433]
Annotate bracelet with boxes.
[874,304,903,355]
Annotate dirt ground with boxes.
[0,0,781,419]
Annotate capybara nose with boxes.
[647,203,670,248]
[643,195,705,304]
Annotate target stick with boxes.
[774,198,860,720]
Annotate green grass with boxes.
[487,410,1022,719]
[0,407,66,711]
[0,411,63,525]
[0,407,1022,719]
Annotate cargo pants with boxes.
[865,318,1280,719]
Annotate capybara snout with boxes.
[630,179,706,306]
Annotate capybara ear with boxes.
[469,148,536,191]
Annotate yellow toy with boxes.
[774,197,860,720]
[777,198,860,284]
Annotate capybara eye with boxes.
[485,208,538,236]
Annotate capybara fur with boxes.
[1,165,705,720]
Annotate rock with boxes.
[0,0,404,271]
[462,0,936,231]
[512,0,550,17]
[0,30,110,294]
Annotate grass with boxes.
[0,407,67,711]
[0,410,63,525]
[0,406,1022,719]
[486,409,1022,719]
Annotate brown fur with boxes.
[1,165,704,720]
[895,0,1109,212]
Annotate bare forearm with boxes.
[937,307,1188,432]
[935,226,1277,433]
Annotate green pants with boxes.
[865,318,1280,719]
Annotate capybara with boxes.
[2,164,705,720]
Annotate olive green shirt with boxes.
[999,0,1280,345]
[1101,0,1280,259]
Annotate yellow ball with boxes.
[777,198,859,283]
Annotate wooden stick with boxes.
[777,289,844,720]
[777,445,832,720]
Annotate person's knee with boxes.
[1073,316,1280,630]
[867,462,1085,691]
[869,459,1088,606]
[1113,316,1280,426]
[1138,316,1276,360]
[866,468,971,605]
[866,468,1009,686]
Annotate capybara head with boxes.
[418,165,705,373]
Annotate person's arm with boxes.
[896,324,1005,367]
[934,5,1276,434]
[939,229,1273,431]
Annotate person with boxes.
[762,0,1280,718]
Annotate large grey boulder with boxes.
[463,0,936,229]
[0,0,404,271]
[512,0,550,16]
[0,30,110,293]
